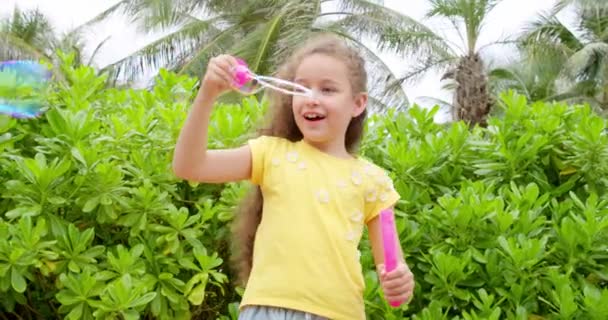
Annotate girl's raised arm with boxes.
[172,55,253,184]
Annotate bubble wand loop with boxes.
[231,59,314,98]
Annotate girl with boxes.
[172,34,414,320]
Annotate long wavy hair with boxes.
[231,33,369,285]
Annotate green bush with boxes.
[360,93,608,319]
[0,58,257,319]
[1,59,607,319]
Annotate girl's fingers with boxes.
[383,278,414,294]
[382,278,402,290]
[386,291,413,304]
[384,282,414,301]
[210,65,233,88]
[382,269,413,284]
[223,54,240,69]
[215,55,238,75]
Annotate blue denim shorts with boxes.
[238,305,329,320]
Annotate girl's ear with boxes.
[352,92,368,118]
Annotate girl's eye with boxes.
[322,87,335,93]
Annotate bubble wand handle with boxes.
[380,208,402,307]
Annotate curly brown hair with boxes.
[231,32,369,285]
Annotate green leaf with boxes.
[187,282,207,306]
[5,205,41,219]
[82,197,99,213]
[122,309,140,320]
[56,290,82,306]
[11,268,26,293]
[66,302,84,320]
[48,196,67,204]
[129,292,157,308]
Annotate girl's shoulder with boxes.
[356,157,397,190]
[249,135,293,145]
[247,135,298,160]
[248,135,295,151]
[355,157,390,176]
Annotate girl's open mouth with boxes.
[303,112,326,121]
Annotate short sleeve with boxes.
[363,166,400,223]
[247,135,275,185]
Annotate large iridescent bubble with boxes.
[0,60,52,119]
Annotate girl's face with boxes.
[292,53,367,152]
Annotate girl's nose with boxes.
[303,91,320,105]
[305,97,320,107]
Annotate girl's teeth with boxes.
[304,113,325,120]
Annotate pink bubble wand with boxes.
[380,208,403,307]
[231,59,314,98]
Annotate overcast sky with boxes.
[2,0,569,111]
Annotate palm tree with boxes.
[517,0,608,112]
[488,45,564,105]
[0,7,108,68]
[377,0,504,126]
[74,0,418,109]
[0,7,53,61]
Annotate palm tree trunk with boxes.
[453,53,493,127]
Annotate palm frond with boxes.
[427,0,500,20]
[231,16,285,74]
[562,42,608,81]
[544,78,605,113]
[546,79,598,100]
[519,11,583,50]
[229,2,319,75]
[517,12,582,75]
[427,0,501,53]
[74,0,213,35]
[260,2,321,71]
[71,0,130,32]
[414,95,453,109]
[489,67,532,99]
[100,17,228,83]
[556,0,608,12]
[334,0,386,13]
[0,32,47,61]
[395,55,456,86]
[577,4,608,42]
[86,36,112,67]
[1,7,54,54]
[322,4,455,59]
[126,0,206,33]
[331,29,409,110]
[175,25,242,77]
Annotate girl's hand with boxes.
[200,54,240,98]
[378,261,415,305]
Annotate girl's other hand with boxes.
[378,261,415,305]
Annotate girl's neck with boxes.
[302,137,354,160]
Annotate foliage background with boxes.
[1,57,608,319]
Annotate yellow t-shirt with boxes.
[240,135,400,320]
